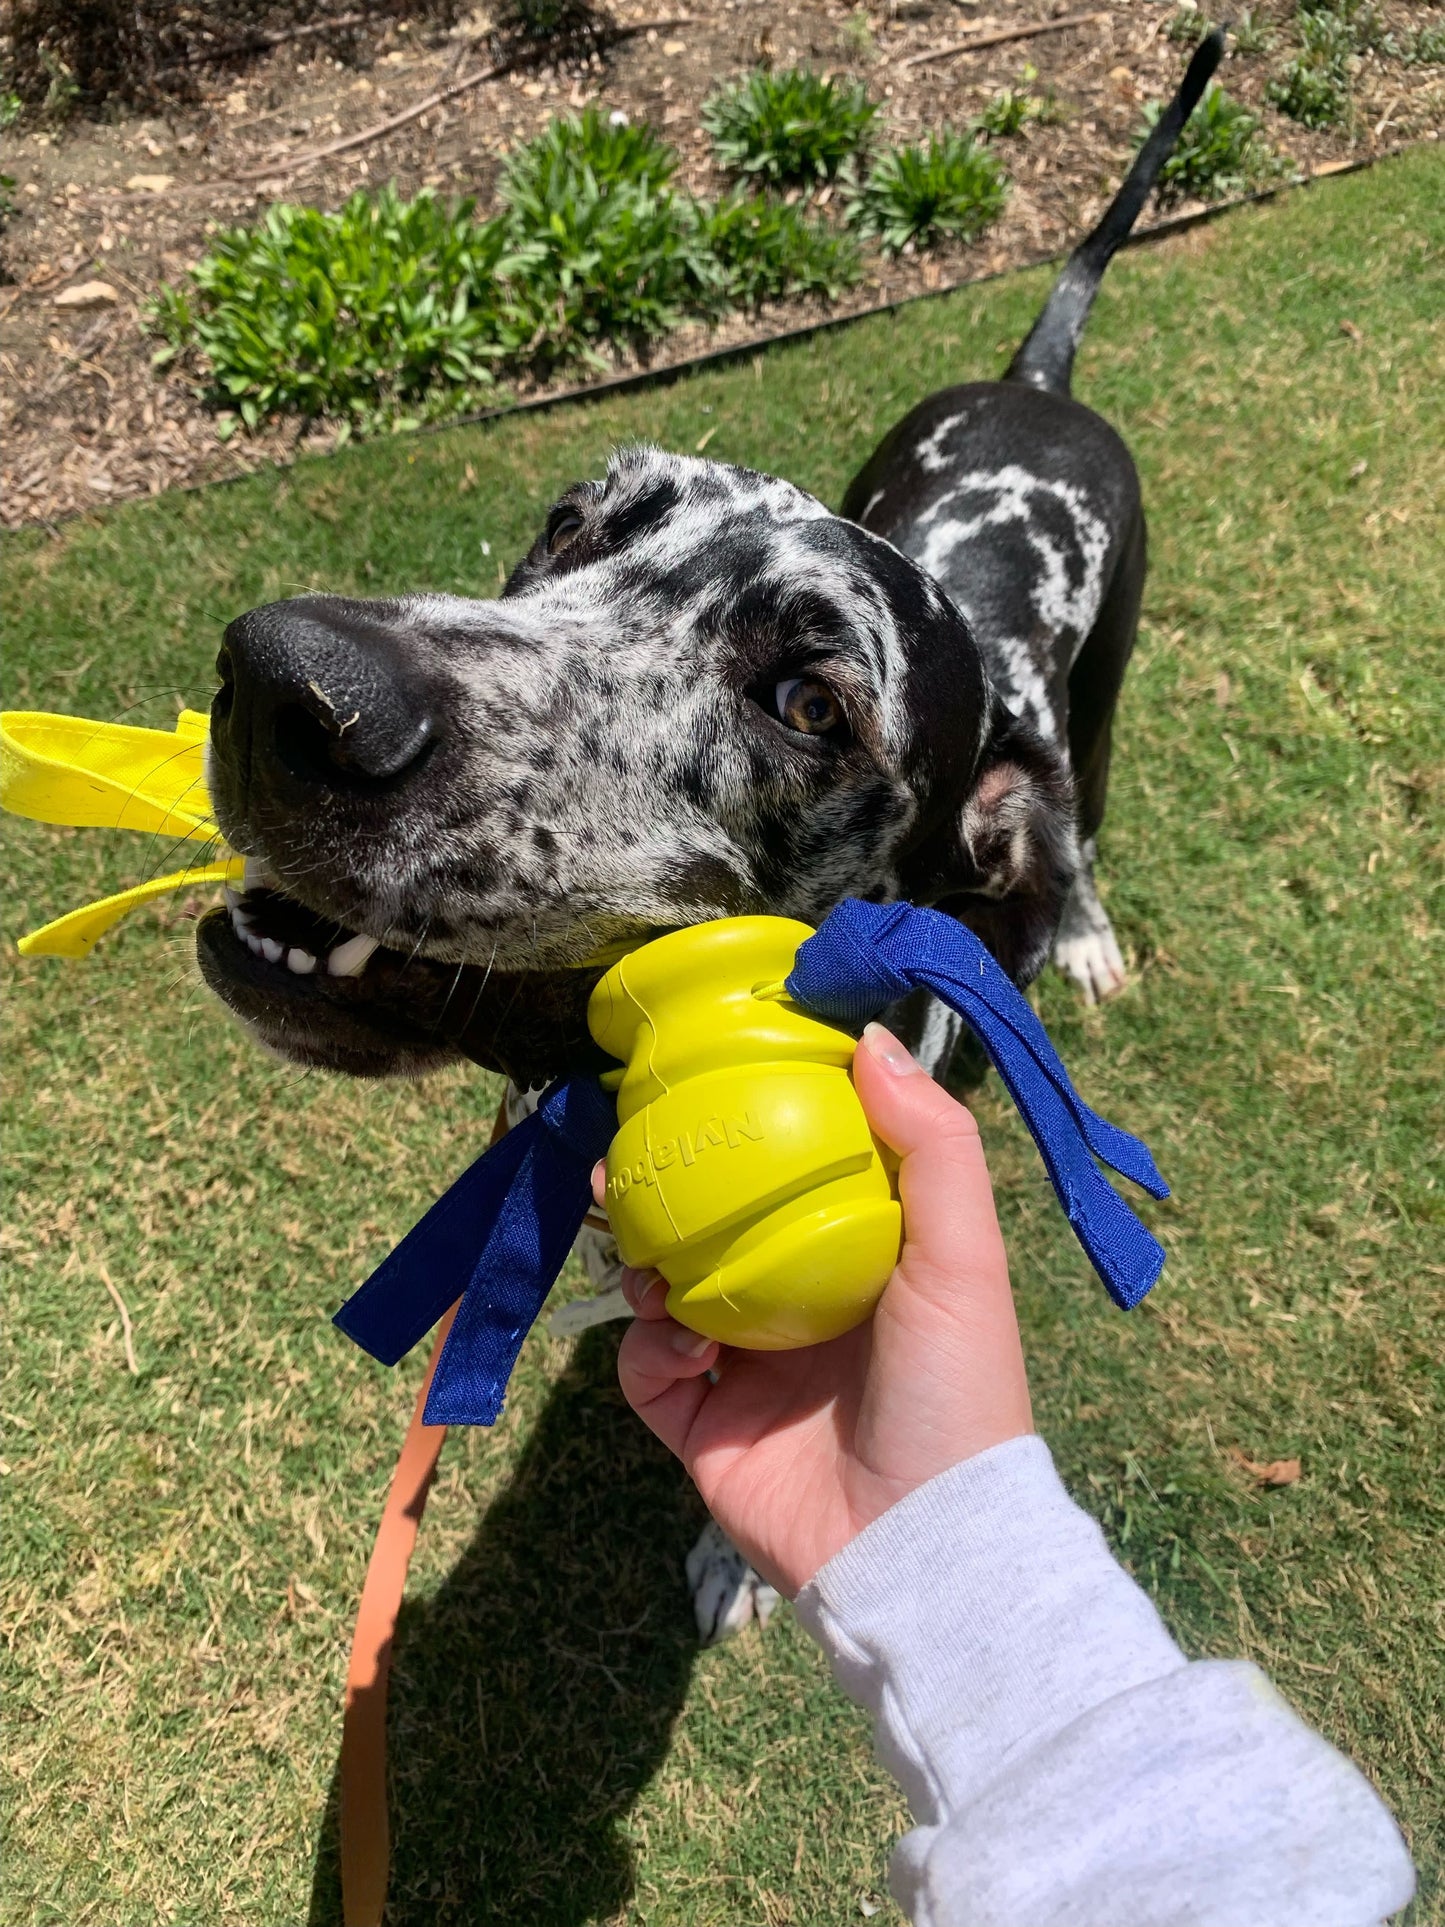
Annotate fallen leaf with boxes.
[1229,1448,1302,1486]
[126,173,173,192]
[663,38,687,54]
[54,281,119,310]
[1339,318,1363,343]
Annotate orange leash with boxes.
[339,1101,511,1927]
[340,1302,456,1927]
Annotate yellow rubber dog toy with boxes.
[588,919,901,1349]
[0,709,242,957]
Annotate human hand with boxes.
[597,1022,1034,1597]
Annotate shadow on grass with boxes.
[308,1326,707,1927]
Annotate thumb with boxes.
[851,1028,1033,1476]
[852,1022,1009,1304]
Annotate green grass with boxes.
[3,146,1443,1925]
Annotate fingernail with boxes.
[622,1267,663,1308]
[861,1022,922,1076]
[671,1326,716,1357]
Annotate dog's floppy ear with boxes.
[897,693,1077,986]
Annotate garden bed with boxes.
[2,0,1442,528]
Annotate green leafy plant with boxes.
[689,191,863,305]
[1267,0,1386,122]
[148,109,870,433]
[1136,82,1269,203]
[493,0,610,49]
[1267,54,1350,124]
[977,85,1044,138]
[837,10,876,60]
[1267,13,1352,128]
[0,171,17,229]
[845,130,1007,253]
[1232,8,1275,55]
[39,49,79,121]
[1387,22,1445,64]
[1299,0,1381,54]
[0,90,23,129]
[504,178,711,367]
[1165,7,1215,43]
[148,187,536,431]
[702,67,878,185]
[498,104,677,202]
[493,110,713,364]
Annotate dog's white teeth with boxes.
[260,937,284,964]
[327,933,380,978]
[244,931,265,957]
[287,948,318,975]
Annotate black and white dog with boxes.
[198,35,1221,1632]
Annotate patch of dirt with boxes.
[2,1,1441,529]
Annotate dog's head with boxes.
[199,448,1075,1084]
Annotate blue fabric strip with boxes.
[786,899,1168,1310]
[422,1076,616,1426]
[334,1076,615,1425]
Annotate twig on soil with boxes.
[98,1265,140,1376]
[898,11,1107,71]
[152,10,393,78]
[228,17,696,185]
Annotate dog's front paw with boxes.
[686,1520,780,1644]
[1054,918,1127,1005]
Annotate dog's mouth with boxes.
[223,874,383,982]
[195,865,620,1087]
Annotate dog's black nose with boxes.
[214,596,437,794]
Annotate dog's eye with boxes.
[774,676,844,736]
[546,507,585,555]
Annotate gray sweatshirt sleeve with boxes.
[795,1434,1415,1927]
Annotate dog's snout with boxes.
[214,596,438,798]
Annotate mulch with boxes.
[2,0,1441,530]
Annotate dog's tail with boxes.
[1004,28,1225,396]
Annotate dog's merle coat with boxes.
[200,452,1075,1083]
[198,34,1222,1638]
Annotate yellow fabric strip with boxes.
[1,707,243,958]
[15,859,246,959]
[0,709,220,842]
